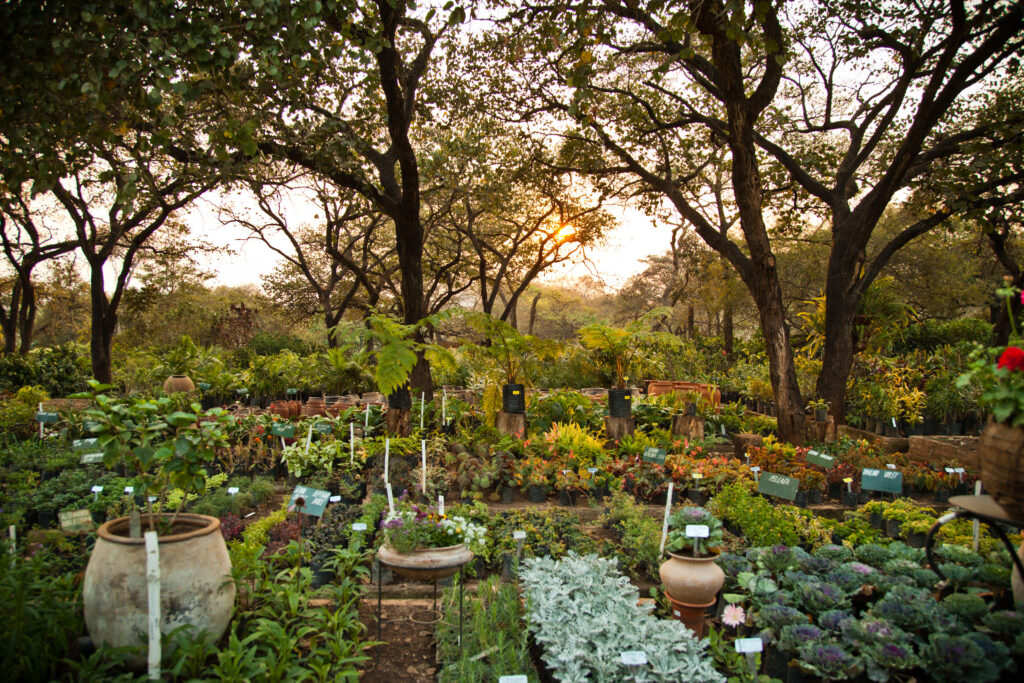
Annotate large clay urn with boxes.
[659,550,726,605]
[163,374,195,394]
[83,514,235,653]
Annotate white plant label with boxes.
[685,524,710,538]
[692,472,703,480]
[385,482,395,514]
[735,638,764,654]
[80,453,103,464]
[588,467,598,474]
[886,464,897,470]
[891,417,897,427]
[750,466,760,473]
[808,450,819,456]
[350,422,355,465]
[124,486,135,495]
[438,495,444,516]
[329,495,341,503]
[659,482,674,554]
[620,651,648,666]
[227,487,239,495]
[562,469,570,474]
[352,522,368,531]
[148,496,158,503]
[384,438,390,483]
[945,467,956,474]
[513,530,527,541]
[499,677,528,683]
[421,440,428,494]
[365,402,370,426]
[91,485,104,493]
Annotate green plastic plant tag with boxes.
[271,423,295,438]
[35,412,59,424]
[861,468,902,494]
[288,486,330,517]
[805,449,835,469]
[286,388,298,395]
[197,382,212,391]
[79,453,104,464]
[314,422,334,434]
[642,447,667,464]
[757,472,799,500]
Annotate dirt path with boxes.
[358,599,439,682]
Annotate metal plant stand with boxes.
[926,494,1024,584]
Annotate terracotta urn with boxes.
[163,374,195,394]
[659,550,725,605]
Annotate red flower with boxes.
[998,346,1024,371]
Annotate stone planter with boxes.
[377,543,473,581]
[83,514,234,654]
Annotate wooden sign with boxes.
[757,472,799,501]
[60,509,94,533]
[805,449,835,469]
[642,447,667,465]
[287,486,331,517]
[861,468,902,494]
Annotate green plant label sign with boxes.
[642,447,667,464]
[288,486,330,517]
[79,453,104,464]
[59,509,94,533]
[805,449,835,469]
[286,388,298,395]
[82,420,100,431]
[271,423,295,438]
[757,472,799,500]
[35,411,59,423]
[197,382,212,390]
[314,422,334,434]
[73,437,99,451]
[861,468,903,494]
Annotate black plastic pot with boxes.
[608,388,632,418]
[886,519,901,538]
[501,486,515,504]
[527,485,547,503]
[687,488,708,506]
[808,490,823,505]
[387,386,412,410]
[841,491,858,507]
[794,490,809,508]
[814,407,828,422]
[908,532,927,548]
[557,489,575,506]
[502,383,526,414]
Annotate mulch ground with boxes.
[358,598,440,682]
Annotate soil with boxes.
[358,598,440,682]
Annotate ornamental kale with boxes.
[795,642,863,680]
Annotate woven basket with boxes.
[979,419,1024,520]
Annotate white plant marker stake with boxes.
[384,438,390,483]
[304,423,313,453]
[439,495,445,516]
[973,479,983,551]
[442,389,447,424]
[144,530,161,680]
[38,402,44,439]
[421,440,427,494]
[420,392,425,430]
[8,525,15,555]
[365,402,370,427]
[385,482,395,515]
[659,482,674,554]
[349,422,355,465]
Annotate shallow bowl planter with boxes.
[377,543,473,581]
[83,513,234,654]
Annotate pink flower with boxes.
[722,604,746,628]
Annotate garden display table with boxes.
[926,494,1024,590]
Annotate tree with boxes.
[497,0,1024,438]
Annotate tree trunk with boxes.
[17,278,36,354]
[816,288,860,425]
[527,292,541,335]
[722,304,733,358]
[686,306,695,338]
[0,317,15,353]
[88,273,116,384]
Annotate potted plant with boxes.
[807,398,830,423]
[577,308,674,419]
[77,381,235,655]
[376,498,486,580]
[659,506,726,635]
[466,312,556,415]
[158,335,201,394]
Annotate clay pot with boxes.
[83,514,234,656]
[665,592,715,638]
[979,419,1024,520]
[162,375,195,394]
[659,551,725,605]
[377,543,473,581]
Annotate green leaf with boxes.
[174,436,193,456]
[166,411,197,428]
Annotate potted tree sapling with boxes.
[466,311,557,415]
[157,335,202,394]
[77,381,235,658]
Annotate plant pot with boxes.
[501,486,516,504]
[163,374,195,394]
[659,551,725,605]
[934,488,950,504]
[664,592,714,638]
[687,488,708,506]
[841,491,858,507]
[857,491,871,504]
[527,485,547,503]
[978,419,1024,519]
[808,490,823,505]
[886,519,901,538]
[557,489,576,506]
[908,531,927,548]
[377,543,473,581]
[794,490,808,508]
[83,514,235,656]
[869,513,884,529]
[814,407,828,422]
[608,388,632,418]
[387,386,412,411]
[502,383,526,414]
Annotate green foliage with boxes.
[527,389,604,433]
[577,307,678,388]
[0,345,90,397]
[0,385,49,440]
[598,490,662,581]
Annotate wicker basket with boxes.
[979,419,1024,520]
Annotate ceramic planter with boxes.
[162,374,195,394]
[83,514,234,654]
[659,551,725,605]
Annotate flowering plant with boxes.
[379,501,486,554]
[957,283,1024,426]
[665,506,723,555]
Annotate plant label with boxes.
[692,472,703,480]
[886,463,897,470]
[35,411,59,424]
[124,486,134,495]
[197,382,212,391]
[588,467,598,474]
[60,509,94,533]
[561,469,570,474]
[82,420,100,431]
[805,450,835,469]
[314,422,334,434]
[352,522,368,531]
[513,530,527,541]
[642,447,666,465]
[271,423,295,438]
[288,486,330,517]
[735,638,764,654]
[236,388,249,395]
[80,453,104,464]
[499,677,528,683]
[286,388,298,395]
[750,466,760,472]
[944,467,956,474]
[329,495,341,503]
[685,524,710,538]
[620,651,647,666]
[861,468,903,494]
[227,487,239,495]
[91,485,104,493]
[757,472,799,501]
[891,417,897,427]
[73,437,98,451]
